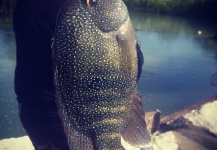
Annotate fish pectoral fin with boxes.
[121,91,153,150]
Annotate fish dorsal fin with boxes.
[121,91,153,150]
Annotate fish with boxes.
[52,0,152,149]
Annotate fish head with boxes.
[68,0,129,32]
[89,0,129,32]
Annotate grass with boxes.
[124,0,217,19]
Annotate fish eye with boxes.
[87,0,97,8]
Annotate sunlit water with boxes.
[0,12,217,139]
[129,12,217,115]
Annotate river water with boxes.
[129,12,217,115]
[0,12,217,139]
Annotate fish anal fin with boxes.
[67,126,94,150]
[121,91,153,150]
[59,107,94,150]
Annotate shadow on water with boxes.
[129,11,217,116]
[0,11,217,139]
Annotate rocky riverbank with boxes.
[152,98,217,150]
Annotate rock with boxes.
[154,98,217,150]
[152,131,179,150]
[0,136,34,150]
[184,101,217,136]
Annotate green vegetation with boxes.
[0,0,217,20]
[124,0,217,19]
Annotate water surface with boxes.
[0,12,217,139]
[0,22,26,139]
[130,12,217,115]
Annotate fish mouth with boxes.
[92,1,129,32]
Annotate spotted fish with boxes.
[52,0,152,149]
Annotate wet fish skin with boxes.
[52,0,150,149]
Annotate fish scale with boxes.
[53,0,152,149]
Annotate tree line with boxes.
[1,0,217,20]
[124,0,217,20]
[0,0,16,19]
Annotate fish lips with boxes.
[91,1,129,32]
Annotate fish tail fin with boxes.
[121,90,153,150]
